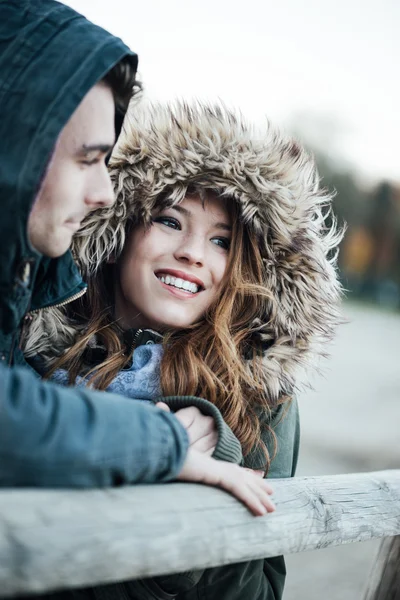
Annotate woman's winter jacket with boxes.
[25,101,342,599]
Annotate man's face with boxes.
[28,83,116,257]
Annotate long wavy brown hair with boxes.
[49,195,280,467]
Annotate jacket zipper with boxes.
[12,288,87,365]
[26,287,87,316]
[129,328,143,354]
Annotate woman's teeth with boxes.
[157,275,199,294]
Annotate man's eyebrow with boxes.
[78,143,114,154]
[170,205,232,231]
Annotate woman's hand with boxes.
[244,468,265,478]
[156,403,217,455]
[156,403,273,515]
[176,449,275,517]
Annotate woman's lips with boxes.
[154,268,205,289]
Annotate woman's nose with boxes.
[174,235,205,266]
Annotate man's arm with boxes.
[0,363,188,487]
[0,364,276,518]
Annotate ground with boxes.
[284,302,400,600]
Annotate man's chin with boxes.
[43,236,72,258]
[29,240,71,258]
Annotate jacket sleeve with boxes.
[0,363,189,487]
[156,395,243,464]
[181,397,300,600]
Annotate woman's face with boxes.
[114,193,232,331]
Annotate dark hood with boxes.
[0,0,137,334]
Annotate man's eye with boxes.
[81,158,100,166]
[212,237,231,250]
[153,216,181,230]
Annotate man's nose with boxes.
[85,167,115,208]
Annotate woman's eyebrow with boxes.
[171,205,231,231]
[170,205,191,217]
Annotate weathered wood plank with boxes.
[0,470,399,597]
[363,535,400,600]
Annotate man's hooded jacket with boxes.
[0,0,189,489]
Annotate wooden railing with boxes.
[1,469,399,598]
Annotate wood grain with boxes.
[1,470,399,597]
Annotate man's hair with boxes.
[102,56,142,128]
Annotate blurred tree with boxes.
[287,113,400,308]
[362,182,400,307]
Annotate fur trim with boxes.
[25,101,343,400]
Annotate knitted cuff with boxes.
[155,395,243,464]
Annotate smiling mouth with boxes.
[156,274,203,294]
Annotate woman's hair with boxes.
[48,191,280,469]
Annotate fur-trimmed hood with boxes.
[26,101,343,401]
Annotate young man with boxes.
[0,0,274,515]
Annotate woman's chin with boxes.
[150,313,197,332]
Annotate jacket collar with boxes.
[83,327,164,368]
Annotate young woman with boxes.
[24,101,343,599]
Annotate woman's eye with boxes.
[212,237,231,250]
[153,216,181,230]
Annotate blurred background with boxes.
[64,1,400,597]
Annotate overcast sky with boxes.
[64,0,400,184]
